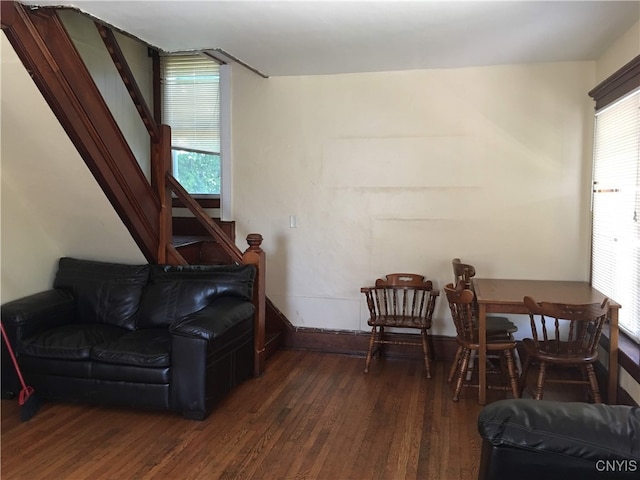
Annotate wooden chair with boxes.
[451,258,518,334]
[444,283,520,402]
[361,273,439,378]
[521,296,610,402]
[450,258,521,382]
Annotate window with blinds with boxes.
[161,54,221,195]
[591,88,640,343]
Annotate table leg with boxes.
[608,308,619,404]
[478,303,487,405]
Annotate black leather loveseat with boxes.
[478,398,640,480]
[1,257,256,420]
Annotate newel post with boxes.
[155,124,173,263]
[242,233,266,376]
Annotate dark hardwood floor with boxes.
[1,349,584,480]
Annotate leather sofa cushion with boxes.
[92,363,170,384]
[478,399,640,462]
[91,329,171,367]
[21,357,93,379]
[137,264,256,328]
[53,257,149,330]
[21,324,128,360]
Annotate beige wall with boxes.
[231,61,596,336]
[596,20,640,85]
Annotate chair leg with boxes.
[585,363,602,403]
[420,329,432,379]
[376,327,385,357]
[534,362,546,400]
[466,350,476,382]
[519,355,531,397]
[448,346,462,383]
[363,327,377,373]
[513,348,522,376]
[504,349,520,399]
[453,348,472,402]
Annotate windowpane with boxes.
[591,88,640,343]
[162,55,220,194]
[172,149,220,195]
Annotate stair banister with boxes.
[242,234,267,376]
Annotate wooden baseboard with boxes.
[282,327,459,362]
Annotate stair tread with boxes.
[173,235,216,247]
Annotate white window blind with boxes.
[161,54,221,195]
[161,54,220,153]
[591,88,640,343]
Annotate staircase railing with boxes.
[1,1,267,375]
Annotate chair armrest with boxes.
[169,297,255,341]
[1,289,75,346]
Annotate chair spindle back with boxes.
[523,296,610,358]
[362,273,436,325]
[444,282,479,343]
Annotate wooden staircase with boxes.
[1,1,286,372]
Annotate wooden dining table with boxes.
[472,278,621,405]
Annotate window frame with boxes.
[589,55,640,343]
[591,88,640,343]
[588,55,640,401]
[159,53,224,200]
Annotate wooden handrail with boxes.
[166,174,243,262]
[95,22,160,142]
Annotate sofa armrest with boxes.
[478,399,640,480]
[479,399,640,461]
[1,289,75,346]
[169,297,255,419]
[169,297,255,341]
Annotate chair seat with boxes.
[368,315,430,329]
[484,316,518,333]
[522,338,598,364]
[457,331,517,351]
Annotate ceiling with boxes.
[21,1,640,77]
